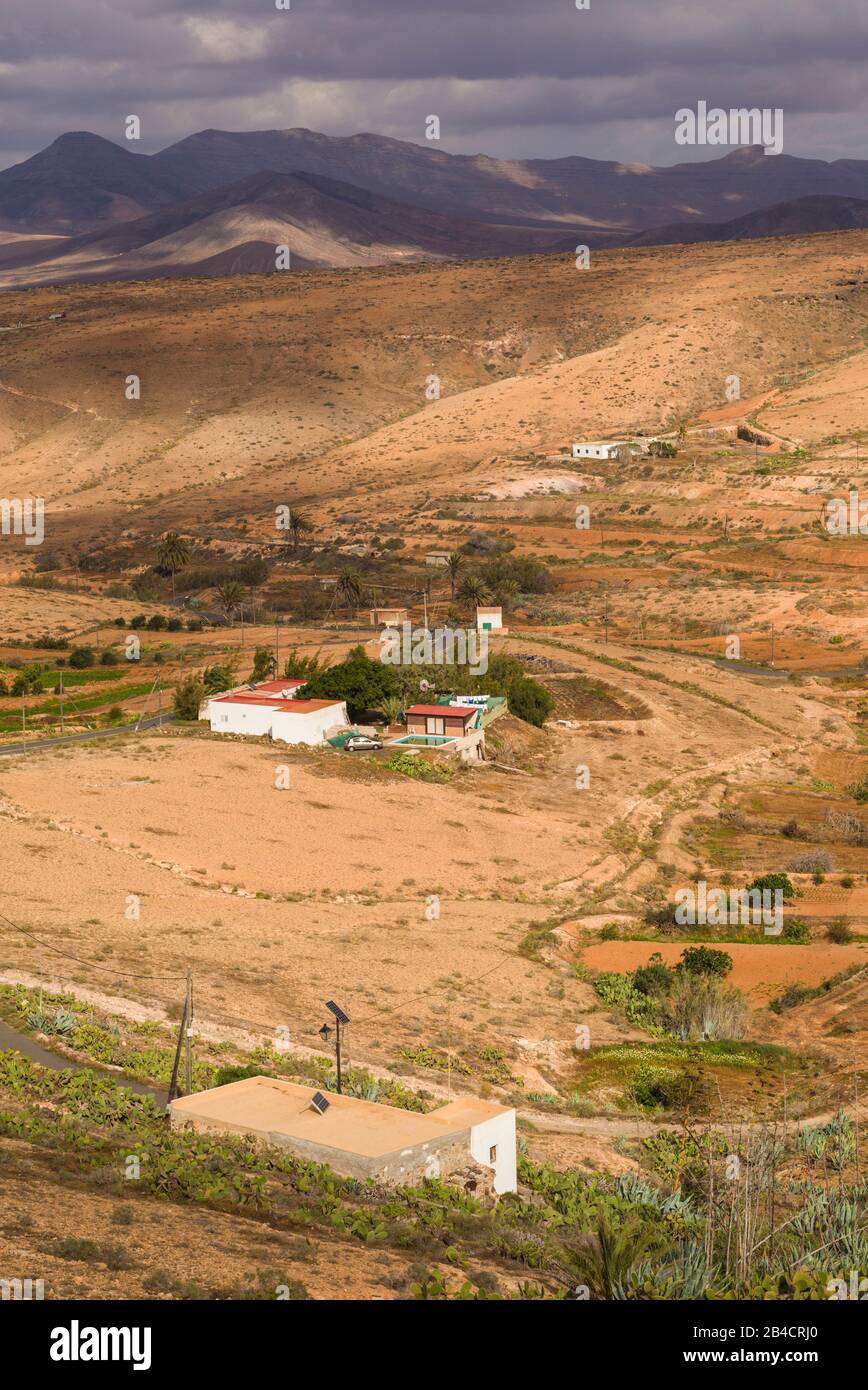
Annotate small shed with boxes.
[370,606,409,627]
[476,606,503,633]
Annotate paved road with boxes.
[0,1017,168,1105]
[0,713,176,757]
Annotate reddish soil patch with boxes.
[581,940,868,1004]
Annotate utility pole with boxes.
[275,620,280,678]
[603,586,609,644]
[59,669,64,735]
[770,624,776,667]
[184,969,193,1096]
[21,698,26,753]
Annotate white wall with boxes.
[271,702,348,746]
[208,701,277,737]
[572,443,620,459]
[468,1109,517,1194]
[476,609,503,631]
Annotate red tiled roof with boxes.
[253,679,305,693]
[405,704,476,718]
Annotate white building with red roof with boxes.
[205,680,349,746]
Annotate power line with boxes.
[0,907,186,982]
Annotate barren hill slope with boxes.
[1,226,867,553]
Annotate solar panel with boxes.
[326,1000,350,1026]
[310,1091,330,1114]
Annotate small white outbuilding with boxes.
[476,605,504,633]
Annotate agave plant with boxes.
[27,1008,76,1037]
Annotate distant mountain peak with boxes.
[5,124,868,272]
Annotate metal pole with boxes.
[335,1018,342,1094]
[21,698,26,753]
[184,969,193,1096]
[59,669,64,735]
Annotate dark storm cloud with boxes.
[2,0,867,168]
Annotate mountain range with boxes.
[3,129,868,287]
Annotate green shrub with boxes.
[826,919,852,944]
[507,675,554,727]
[678,946,732,979]
[783,917,810,943]
[746,873,795,899]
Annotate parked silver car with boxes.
[343,735,383,752]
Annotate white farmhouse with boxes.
[206,680,349,746]
[172,1077,517,1195]
[572,440,634,460]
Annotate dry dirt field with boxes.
[1,230,868,1293]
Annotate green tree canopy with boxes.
[299,648,398,717]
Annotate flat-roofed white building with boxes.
[572,440,634,460]
[171,1075,517,1194]
[476,605,504,633]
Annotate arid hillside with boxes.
[1,229,867,1299]
[1,226,868,558]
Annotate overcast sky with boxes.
[2,0,867,169]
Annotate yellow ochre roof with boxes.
[171,1075,511,1159]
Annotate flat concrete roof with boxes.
[171,1076,511,1159]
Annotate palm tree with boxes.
[457,574,492,611]
[383,693,404,729]
[570,1216,660,1299]
[446,551,464,600]
[286,507,314,552]
[336,567,363,618]
[215,580,246,626]
[155,532,191,600]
